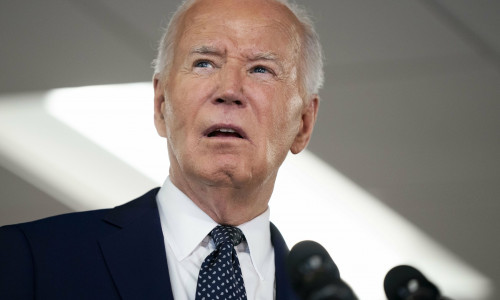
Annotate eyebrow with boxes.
[188,46,284,69]
[247,51,284,71]
[189,45,224,56]
[246,51,279,62]
[190,46,279,61]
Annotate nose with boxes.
[213,64,246,107]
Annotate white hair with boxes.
[152,0,324,96]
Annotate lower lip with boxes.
[206,136,245,141]
[208,132,243,138]
[204,135,248,143]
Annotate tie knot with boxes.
[210,225,244,247]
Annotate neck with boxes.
[169,171,275,226]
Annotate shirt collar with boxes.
[156,177,272,280]
[238,206,272,280]
[156,177,216,261]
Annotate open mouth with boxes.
[204,126,246,139]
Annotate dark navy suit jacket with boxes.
[0,188,299,299]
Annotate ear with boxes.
[290,95,319,154]
[153,75,167,138]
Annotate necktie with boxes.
[195,225,247,300]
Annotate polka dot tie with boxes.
[195,225,247,300]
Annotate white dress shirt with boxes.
[156,177,275,300]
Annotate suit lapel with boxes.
[99,188,174,300]
[271,222,300,300]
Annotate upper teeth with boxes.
[218,128,236,133]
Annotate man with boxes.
[0,0,323,298]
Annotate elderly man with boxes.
[0,0,322,299]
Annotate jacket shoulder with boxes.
[0,188,162,299]
[0,187,161,244]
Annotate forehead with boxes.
[176,0,302,58]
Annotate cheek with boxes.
[270,94,303,136]
[162,93,180,134]
[251,81,301,136]
[262,96,303,165]
[164,77,212,131]
[163,96,191,146]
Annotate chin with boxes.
[201,169,249,189]
[194,160,253,188]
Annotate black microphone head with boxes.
[384,265,440,300]
[287,240,340,285]
[287,240,357,300]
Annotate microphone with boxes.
[384,265,448,300]
[286,240,358,300]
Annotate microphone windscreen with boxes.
[287,240,349,299]
[384,265,440,300]
[287,240,340,285]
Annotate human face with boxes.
[154,0,318,196]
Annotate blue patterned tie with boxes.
[195,225,247,300]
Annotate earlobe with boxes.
[290,96,319,154]
[153,76,167,138]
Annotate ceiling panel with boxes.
[437,0,500,53]
[0,0,153,93]
[308,0,476,66]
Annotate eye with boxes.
[251,66,269,74]
[194,60,213,68]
